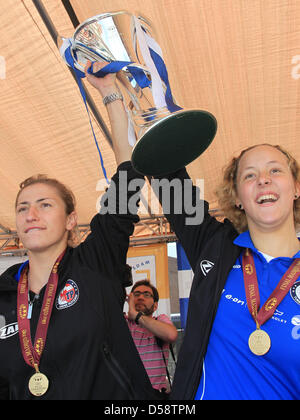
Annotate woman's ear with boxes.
[294,181,300,200]
[235,198,244,210]
[66,211,78,231]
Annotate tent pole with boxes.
[31,0,154,217]
[31,0,113,147]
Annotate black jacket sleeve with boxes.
[76,161,145,281]
[153,168,223,271]
[0,376,9,400]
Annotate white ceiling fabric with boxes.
[1,0,300,236]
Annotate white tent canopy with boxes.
[1,0,300,246]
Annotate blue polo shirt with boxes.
[195,231,300,400]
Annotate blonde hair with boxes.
[16,174,80,247]
[215,144,300,232]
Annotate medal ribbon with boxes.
[17,250,65,373]
[242,248,300,328]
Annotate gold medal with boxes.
[248,328,271,356]
[242,249,300,357]
[17,251,65,398]
[28,371,49,397]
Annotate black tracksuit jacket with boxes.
[155,167,242,400]
[0,162,157,400]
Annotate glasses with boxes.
[132,291,154,299]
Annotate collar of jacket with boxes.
[234,230,300,259]
[0,247,72,293]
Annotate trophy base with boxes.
[131,109,217,176]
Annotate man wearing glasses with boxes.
[126,280,178,393]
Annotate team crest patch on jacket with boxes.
[56,280,79,310]
[290,281,300,306]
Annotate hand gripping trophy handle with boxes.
[61,11,217,176]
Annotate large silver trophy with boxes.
[66,11,217,176]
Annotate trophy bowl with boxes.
[69,11,217,176]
